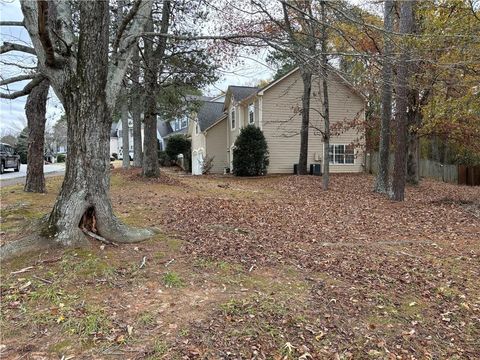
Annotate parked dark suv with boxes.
[0,143,21,174]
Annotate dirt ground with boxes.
[1,168,479,359]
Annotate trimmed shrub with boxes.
[158,151,171,166]
[166,135,191,159]
[112,153,118,160]
[166,135,191,171]
[232,125,269,176]
[57,154,66,163]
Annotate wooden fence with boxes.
[365,152,467,185]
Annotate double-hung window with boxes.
[231,108,236,129]
[328,144,355,164]
[248,103,255,124]
[181,116,188,129]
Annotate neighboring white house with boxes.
[110,95,216,161]
[110,116,189,160]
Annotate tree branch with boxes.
[112,0,142,55]
[0,74,45,99]
[0,42,36,55]
[37,0,56,67]
[0,73,37,86]
[0,21,24,26]
[106,0,153,109]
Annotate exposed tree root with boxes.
[0,210,157,262]
[0,234,61,262]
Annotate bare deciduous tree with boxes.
[1,0,154,260]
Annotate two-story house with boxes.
[190,67,366,175]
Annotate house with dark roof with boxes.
[110,118,174,159]
[190,100,227,174]
[189,67,366,175]
[110,94,212,160]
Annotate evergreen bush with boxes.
[232,125,269,176]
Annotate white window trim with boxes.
[248,103,255,125]
[326,143,355,165]
[230,107,236,130]
[258,97,263,130]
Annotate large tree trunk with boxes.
[24,77,49,193]
[131,49,143,167]
[374,0,394,194]
[1,0,154,260]
[298,69,312,175]
[391,1,414,201]
[320,0,330,190]
[142,17,159,177]
[43,1,151,246]
[142,2,171,177]
[121,95,130,169]
[406,103,421,184]
[142,87,158,176]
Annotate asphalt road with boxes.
[0,163,65,187]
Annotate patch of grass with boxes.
[138,311,156,326]
[153,251,166,260]
[65,305,111,337]
[61,250,115,279]
[163,271,184,288]
[220,299,251,316]
[29,284,67,304]
[165,238,183,251]
[436,285,461,299]
[179,328,189,336]
[146,339,169,359]
[194,258,241,273]
[48,339,73,355]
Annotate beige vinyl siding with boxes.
[205,118,228,174]
[262,70,365,174]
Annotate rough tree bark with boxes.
[298,69,312,175]
[374,0,394,194]
[142,1,171,177]
[406,9,420,185]
[391,0,414,201]
[142,16,159,177]
[0,0,153,260]
[131,48,143,167]
[406,92,420,184]
[24,77,49,193]
[279,1,316,175]
[320,0,330,190]
[121,95,130,169]
[44,1,150,247]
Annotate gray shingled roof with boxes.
[157,120,173,138]
[164,127,188,139]
[197,101,225,131]
[229,86,258,102]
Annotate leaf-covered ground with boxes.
[1,168,479,359]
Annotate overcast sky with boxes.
[0,0,274,136]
